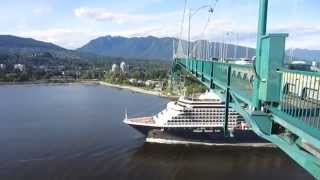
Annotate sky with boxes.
[0,0,319,50]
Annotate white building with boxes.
[145,80,159,87]
[0,64,5,70]
[129,78,137,84]
[120,61,127,73]
[311,61,320,72]
[137,80,144,85]
[14,64,25,71]
[111,64,119,72]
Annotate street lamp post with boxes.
[187,5,214,59]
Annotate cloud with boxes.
[14,16,320,50]
[32,7,52,15]
[16,25,177,49]
[186,18,320,49]
[18,29,101,49]
[74,7,147,24]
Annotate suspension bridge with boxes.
[172,0,320,179]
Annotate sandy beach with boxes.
[98,81,178,99]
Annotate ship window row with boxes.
[168,120,238,123]
[183,110,239,113]
[167,121,238,124]
[171,117,238,121]
[184,109,225,112]
[171,118,237,121]
[182,113,240,116]
[166,122,238,126]
[182,112,239,115]
[173,116,239,119]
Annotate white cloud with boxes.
[74,7,147,24]
[16,25,177,49]
[18,29,101,49]
[14,17,320,50]
[187,19,320,49]
[32,7,52,15]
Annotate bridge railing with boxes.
[278,69,320,130]
[175,58,255,104]
[175,57,320,133]
[229,63,255,103]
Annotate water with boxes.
[0,84,313,180]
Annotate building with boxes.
[311,61,320,72]
[137,80,144,85]
[145,80,160,87]
[129,78,137,84]
[120,61,127,73]
[14,64,25,72]
[38,65,48,72]
[0,64,6,70]
[111,64,119,72]
[288,61,311,71]
[312,61,317,67]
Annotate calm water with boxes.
[0,84,313,180]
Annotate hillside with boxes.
[0,35,64,50]
[0,35,81,60]
[78,36,256,61]
[286,49,320,62]
[1,35,319,63]
[78,36,174,61]
[79,35,320,62]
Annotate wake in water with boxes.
[146,137,275,148]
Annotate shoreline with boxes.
[98,81,179,99]
[0,80,179,99]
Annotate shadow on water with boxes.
[0,141,313,180]
[122,143,312,180]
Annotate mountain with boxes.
[0,35,81,60]
[0,35,64,50]
[286,49,320,62]
[78,36,174,61]
[79,35,320,62]
[1,35,319,63]
[78,35,256,61]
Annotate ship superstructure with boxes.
[124,91,264,144]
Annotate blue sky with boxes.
[1,0,319,50]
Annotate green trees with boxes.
[0,53,171,83]
[105,71,128,84]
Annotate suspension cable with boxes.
[192,0,219,60]
[179,0,188,40]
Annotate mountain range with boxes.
[78,35,320,62]
[0,35,83,60]
[0,35,319,62]
[78,36,256,61]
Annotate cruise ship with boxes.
[124,91,267,145]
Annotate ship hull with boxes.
[128,124,267,144]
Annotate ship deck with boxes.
[127,116,155,125]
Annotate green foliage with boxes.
[184,76,208,95]
[105,71,128,84]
